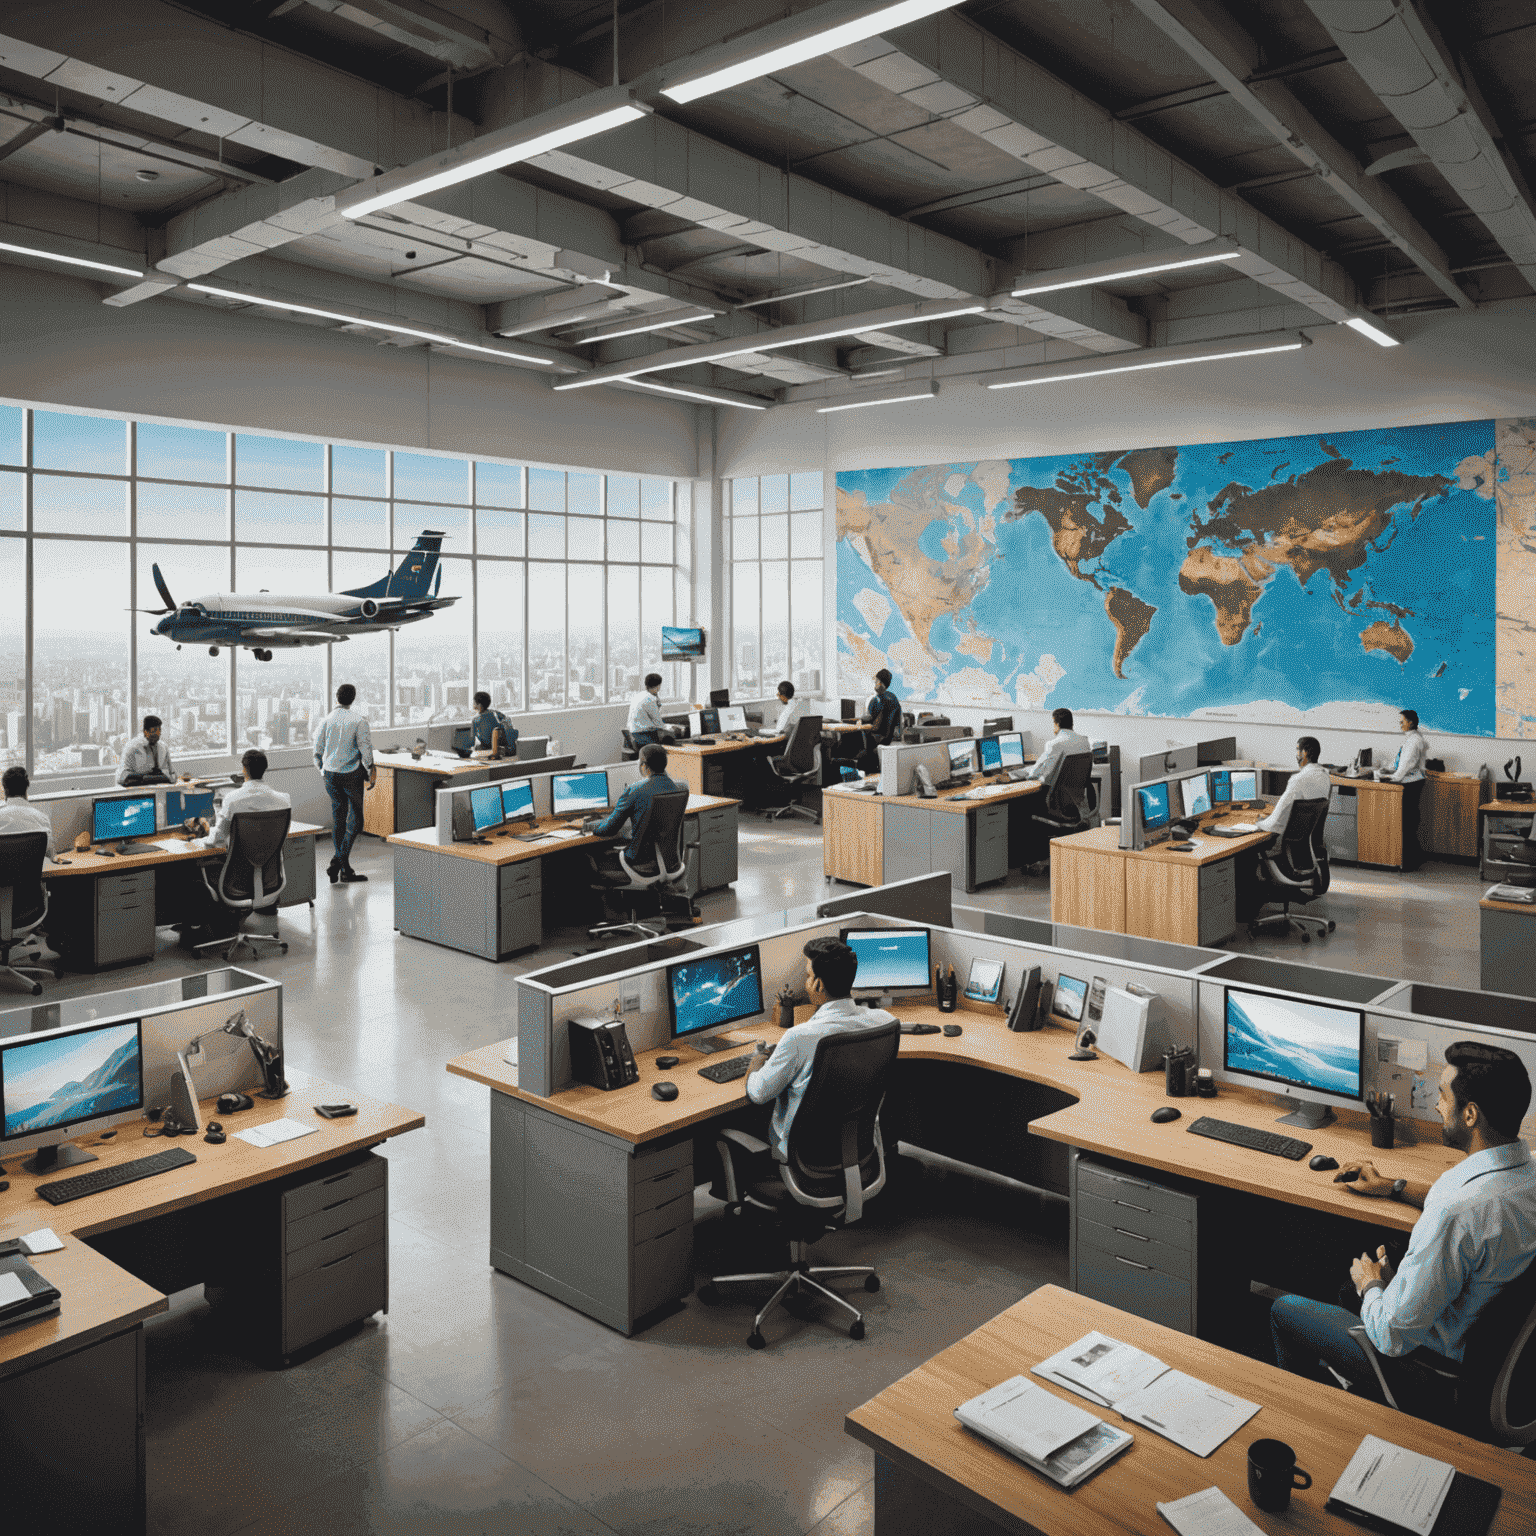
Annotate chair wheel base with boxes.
[864,1274,881,1293]
[698,1285,719,1306]
[849,1320,865,1340]
[747,1331,766,1350]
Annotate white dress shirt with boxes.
[1360,1140,1536,1360]
[746,997,896,1160]
[626,692,667,735]
[1385,730,1429,784]
[1257,761,1333,834]
[0,797,55,857]
[773,695,809,739]
[117,737,175,785]
[195,779,292,849]
[1026,728,1091,787]
[313,706,374,774]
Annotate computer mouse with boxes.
[99,1130,116,1140]
[1150,1106,1182,1124]
[655,1055,679,1069]
[1309,1154,1339,1171]
[942,1024,962,1038]
[651,1082,679,1102]
[204,1122,226,1144]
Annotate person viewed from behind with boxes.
[1235,735,1333,922]
[313,682,375,884]
[469,691,517,759]
[1024,707,1091,788]
[0,766,55,856]
[864,669,902,742]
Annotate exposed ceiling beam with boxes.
[899,173,1059,221]
[294,0,516,72]
[1123,0,1470,309]
[0,113,61,164]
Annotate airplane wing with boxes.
[245,628,345,644]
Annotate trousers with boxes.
[1270,1293,1381,1398]
[325,768,367,866]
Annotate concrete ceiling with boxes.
[1,0,1531,411]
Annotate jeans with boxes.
[1270,1294,1380,1396]
[325,768,367,866]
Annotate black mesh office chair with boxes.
[1347,1252,1536,1446]
[856,702,903,773]
[1024,753,1098,873]
[1250,798,1334,942]
[0,831,60,994]
[620,728,640,762]
[195,808,290,961]
[587,789,695,941]
[701,1019,899,1348]
[765,714,825,823]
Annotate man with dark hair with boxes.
[313,682,375,883]
[1025,705,1090,789]
[469,690,517,758]
[0,765,54,856]
[744,937,895,1158]
[589,741,686,882]
[192,749,289,850]
[117,714,189,786]
[1270,1040,1536,1394]
[1379,708,1430,869]
[858,670,902,771]
[1257,736,1331,837]
[626,671,675,748]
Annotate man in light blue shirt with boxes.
[312,682,375,884]
[1271,1040,1536,1394]
[1378,707,1430,870]
[744,937,895,1160]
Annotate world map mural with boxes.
[836,417,1536,739]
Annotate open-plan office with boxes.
[7,1,1536,1533]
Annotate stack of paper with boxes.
[1034,1332,1261,1458]
[954,1374,1133,1488]
[1157,1487,1266,1536]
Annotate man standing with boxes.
[469,691,517,758]
[1270,1041,1536,1396]
[1025,707,1091,788]
[313,682,375,884]
[117,716,188,786]
[626,673,676,748]
[0,766,55,856]
[1379,708,1430,870]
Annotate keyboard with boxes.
[1186,1116,1311,1160]
[36,1145,197,1205]
[697,1053,755,1084]
[961,783,1016,800]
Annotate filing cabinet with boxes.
[1196,858,1236,945]
[497,858,542,955]
[969,803,1010,887]
[92,869,156,969]
[1324,785,1359,863]
[689,803,738,893]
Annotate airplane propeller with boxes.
[152,564,177,614]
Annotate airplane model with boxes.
[146,530,458,660]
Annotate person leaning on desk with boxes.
[117,714,193,787]
[1234,735,1332,923]
[1270,1041,1536,1400]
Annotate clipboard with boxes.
[1326,1470,1502,1536]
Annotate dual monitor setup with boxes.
[687,706,747,739]
[460,770,611,841]
[90,788,217,854]
[1124,767,1260,851]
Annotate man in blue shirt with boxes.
[1270,1040,1536,1395]
[469,691,517,758]
[857,669,902,771]
[312,682,375,884]
[591,742,686,872]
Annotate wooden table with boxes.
[1050,814,1270,946]
[363,750,498,837]
[846,1285,1536,1536]
[0,1069,424,1533]
[1480,892,1536,997]
[665,736,771,797]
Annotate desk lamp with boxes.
[187,1008,288,1101]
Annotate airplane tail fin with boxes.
[342,530,445,601]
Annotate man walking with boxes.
[313,682,375,883]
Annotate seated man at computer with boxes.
[0,767,55,857]
[626,673,677,748]
[468,691,517,758]
[741,680,812,812]
[856,670,902,772]
[1269,1041,1536,1399]
[1235,736,1332,921]
[1026,708,1090,787]
[588,743,685,883]
[117,715,190,787]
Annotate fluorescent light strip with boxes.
[1345,316,1401,348]
[986,340,1305,390]
[1012,250,1243,298]
[340,97,648,219]
[625,379,769,410]
[816,387,937,414]
[555,303,986,390]
[575,311,717,344]
[0,239,143,279]
[662,0,963,104]
[735,276,874,310]
[185,283,554,365]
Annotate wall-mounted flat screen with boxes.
[661,626,706,661]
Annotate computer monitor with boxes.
[996,732,1025,769]
[667,944,765,1052]
[166,788,215,825]
[964,958,1004,1004]
[840,927,932,999]
[1222,985,1364,1129]
[698,708,720,735]
[1136,781,1171,837]
[841,699,856,721]
[977,735,1003,773]
[661,625,706,661]
[93,794,156,847]
[709,689,730,709]
[1,1016,145,1173]
[1229,769,1258,807]
[500,779,535,824]
[451,724,474,757]
[982,716,1013,734]
[552,770,610,818]
[1197,736,1237,766]
[1053,973,1088,1022]
[469,782,504,835]
[1179,771,1212,822]
[947,738,976,775]
[718,706,747,733]
[1210,768,1232,805]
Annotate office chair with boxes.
[586,790,696,942]
[0,831,60,994]
[1024,753,1098,874]
[765,715,825,823]
[620,728,640,763]
[701,1019,899,1348]
[1346,1253,1536,1446]
[194,808,291,961]
[1249,798,1334,943]
[856,701,903,773]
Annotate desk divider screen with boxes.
[433,759,639,842]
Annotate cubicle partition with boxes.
[35,782,208,852]
[817,872,953,929]
[432,758,641,843]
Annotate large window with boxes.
[727,472,824,699]
[0,402,690,777]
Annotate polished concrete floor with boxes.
[21,822,1492,1535]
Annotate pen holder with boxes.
[1370,1115,1395,1150]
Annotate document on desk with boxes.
[234,1117,317,1149]
[541,827,585,841]
[1327,1436,1455,1536]
[954,1375,1133,1489]
[1156,1487,1265,1536]
[1034,1331,1167,1405]
[151,837,196,853]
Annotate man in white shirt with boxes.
[769,680,809,742]
[1026,707,1091,789]
[626,672,676,748]
[745,680,815,811]
[0,767,55,857]
[312,682,375,883]
[1271,1041,1536,1396]
[191,749,292,850]
[1379,708,1429,870]
[1257,735,1332,835]
[117,716,189,786]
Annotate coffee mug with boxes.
[1248,1438,1312,1513]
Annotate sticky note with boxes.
[20,1228,63,1255]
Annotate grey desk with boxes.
[1481,893,1536,996]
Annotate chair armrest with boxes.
[720,1128,768,1155]
[715,1129,769,1207]
[1347,1324,1401,1409]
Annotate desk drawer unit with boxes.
[279,834,317,907]
[631,1138,694,1321]
[1197,859,1236,945]
[694,805,738,892]
[1325,787,1358,863]
[969,803,1010,889]
[94,869,157,968]
[497,860,542,956]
